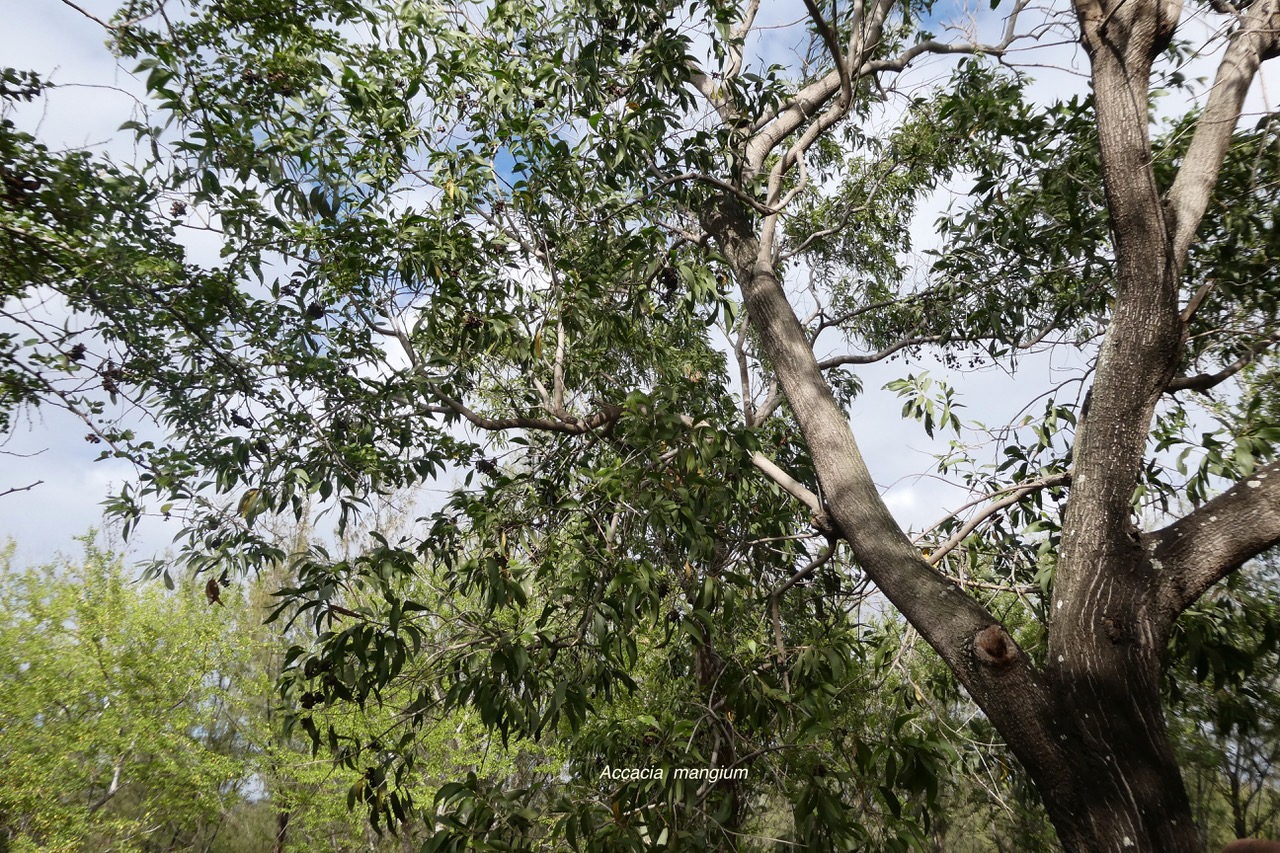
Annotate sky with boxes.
[3,0,158,565]
[1,0,1276,571]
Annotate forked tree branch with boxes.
[742,0,1029,175]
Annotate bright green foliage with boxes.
[0,537,525,851]
[0,540,246,850]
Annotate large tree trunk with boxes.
[1036,619,1200,850]
[703,195,1205,852]
[700,0,1280,847]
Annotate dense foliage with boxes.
[2,538,1277,851]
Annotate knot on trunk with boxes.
[1102,614,1129,644]
[974,624,1018,667]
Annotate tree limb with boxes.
[1154,460,1280,616]
[817,335,944,368]
[704,193,1046,715]
[743,0,1028,174]
[772,539,837,597]
[1180,280,1216,324]
[923,473,1072,566]
[57,0,157,29]
[1166,0,1280,271]
[0,480,43,498]
[88,753,125,813]
[750,451,828,529]
[1167,332,1280,392]
[801,0,852,111]
[419,383,621,435]
[733,312,756,425]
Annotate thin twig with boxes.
[0,481,43,498]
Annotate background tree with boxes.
[3,0,1280,848]
[0,533,525,852]
[1168,552,1280,848]
[0,538,253,851]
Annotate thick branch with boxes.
[1166,0,1280,270]
[698,195,1104,825]
[1180,280,1216,324]
[552,319,567,413]
[1056,0,1185,645]
[726,0,762,80]
[750,451,829,529]
[702,194,1049,709]
[1154,460,1280,615]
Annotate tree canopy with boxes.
[4,0,1280,848]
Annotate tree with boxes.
[7,0,1280,848]
[0,532,518,852]
[0,67,198,459]
[0,538,250,851]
